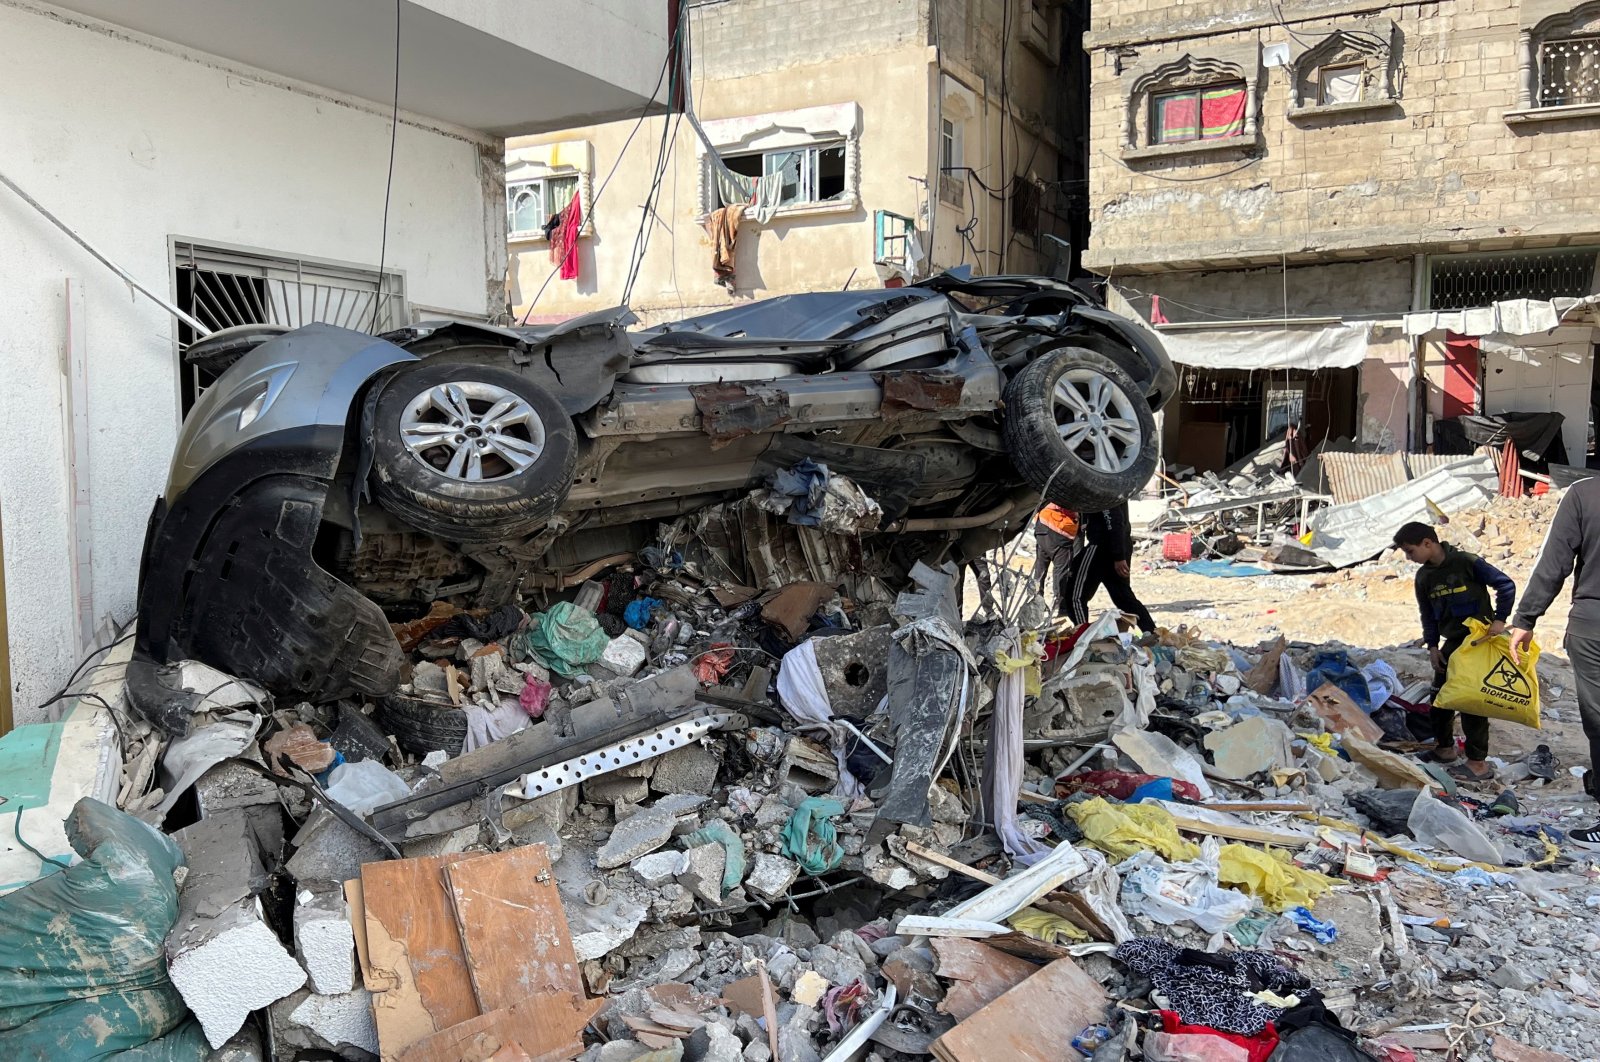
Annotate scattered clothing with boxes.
[1114,938,1310,1035]
[1157,1012,1279,1062]
[550,189,583,281]
[714,166,785,224]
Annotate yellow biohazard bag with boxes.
[1435,618,1540,728]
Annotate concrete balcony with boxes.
[52,0,670,135]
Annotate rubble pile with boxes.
[5,510,1600,1062]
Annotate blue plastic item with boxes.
[624,597,663,631]
[1286,905,1338,944]
[1128,777,1177,803]
[1303,650,1373,712]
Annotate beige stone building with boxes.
[505,0,1090,328]
[1084,0,1600,471]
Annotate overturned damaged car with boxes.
[129,272,1173,722]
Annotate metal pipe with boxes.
[881,491,1032,533]
[528,551,635,590]
[0,170,211,335]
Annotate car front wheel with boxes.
[1002,346,1158,513]
[369,362,576,542]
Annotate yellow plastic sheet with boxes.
[1066,798,1199,863]
[1008,907,1089,944]
[1301,732,1337,756]
[1436,618,1541,728]
[995,632,1044,697]
[1217,844,1339,911]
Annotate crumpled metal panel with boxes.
[1320,451,1490,504]
[877,370,965,416]
[1307,455,1497,568]
[689,382,792,448]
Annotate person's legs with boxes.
[1459,712,1491,763]
[1061,544,1101,623]
[1563,632,1600,807]
[1102,564,1157,634]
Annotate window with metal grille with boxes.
[174,241,406,412]
[1427,248,1599,310]
[507,174,580,238]
[1540,35,1600,106]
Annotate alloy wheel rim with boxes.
[399,381,545,482]
[1052,367,1141,473]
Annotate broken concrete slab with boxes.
[285,806,390,885]
[745,853,800,901]
[650,743,720,796]
[678,842,727,906]
[596,794,707,869]
[775,735,839,795]
[1202,716,1296,781]
[166,810,307,1048]
[268,987,380,1058]
[632,849,691,886]
[808,624,893,718]
[585,774,650,806]
[294,885,357,995]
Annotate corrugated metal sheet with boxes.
[1306,455,1498,568]
[1320,451,1489,504]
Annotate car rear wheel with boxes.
[1002,347,1158,513]
[370,362,576,542]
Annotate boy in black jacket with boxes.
[1060,503,1157,635]
[1394,521,1516,782]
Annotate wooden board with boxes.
[362,852,487,1058]
[445,844,582,1013]
[931,939,1041,1021]
[344,877,376,989]
[1164,811,1310,847]
[395,992,603,1062]
[1306,684,1384,742]
[905,841,1002,885]
[931,957,1109,1062]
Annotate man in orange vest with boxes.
[1032,503,1080,609]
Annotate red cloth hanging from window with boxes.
[1199,86,1246,138]
[549,190,583,281]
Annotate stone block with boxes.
[631,849,691,886]
[268,987,380,1058]
[650,743,721,796]
[585,774,650,805]
[808,625,893,717]
[745,853,800,901]
[678,841,727,905]
[293,885,356,995]
[596,794,706,868]
[284,807,390,886]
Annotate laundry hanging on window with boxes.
[1158,86,1247,142]
[715,167,785,224]
[549,189,583,281]
[707,203,746,290]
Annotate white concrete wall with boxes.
[0,2,500,724]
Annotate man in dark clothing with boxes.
[1060,503,1157,634]
[1508,477,1600,846]
[1394,521,1516,782]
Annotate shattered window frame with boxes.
[720,142,849,208]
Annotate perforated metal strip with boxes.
[517,711,748,799]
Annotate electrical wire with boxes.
[517,17,679,325]
[1103,148,1263,183]
[997,0,1011,272]
[621,0,691,307]
[371,0,401,333]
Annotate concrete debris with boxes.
[36,485,1600,1060]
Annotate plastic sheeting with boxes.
[1403,296,1595,338]
[1156,321,1371,371]
[1305,455,1497,568]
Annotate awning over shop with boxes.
[1154,321,1372,371]
[1402,296,1598,338]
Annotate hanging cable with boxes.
[371,0,401,333]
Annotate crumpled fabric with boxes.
[822,980,868,1035]
[780,797,846,874]
[694,643,737,685]
[1216,845,1340,912]
[752,460,884,533]
[436,603,526,644]
[1158,1012,1279,1062]
[463,697,530,753]
[624,597,663,631]
[715,166,786,224]
[1286,906,1338,944]
[680,820,745,896]
[1007,906,1088,944]
[984,627,1051,865]
[512,603,610,678]
[1056,770,1205,803]
[1066,797,1200,863]
[1114,938,1309,1035]
[518,673,553,719]
[1304,650,1373,711]
[776,639,864,797]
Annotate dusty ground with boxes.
[1024,490,1595,779]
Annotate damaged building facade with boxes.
[507,0,1092,325]
[0,0,671,727]
[1085,0,1600,473]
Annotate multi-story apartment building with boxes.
[1084,0,1600,471]
[506,0,1091,327]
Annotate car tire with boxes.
[370,362,576,543]
[375,692,467,756]
[1002,347,1158,513]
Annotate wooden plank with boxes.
[363,852,488,1058]
[931,938,1041,1021]
[445,843,582,1013]
[931,957,1110,1062]
[1203,801,1314,813]
[344,876,375,989]
[394,992,603,1062]
[1163,811,1309,848]
[905,841,1002,885]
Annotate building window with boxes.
[173,241,406,413]
[507,174,580,239]
[1427,248,1600,311]
[1149,83,1247,144]
[1288,23,1401,118]
[1121,47,1261,159]
[1019,0,1058,61]
[696,102,862,219]
[721,144,847,208]
[940,118,961,172]
[1540,35,1600,106]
